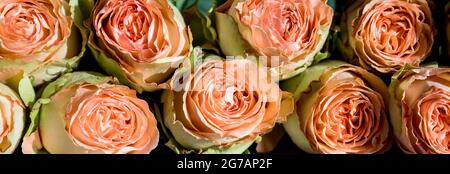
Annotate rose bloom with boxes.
[0,83,25,154]
[217,0,334,80]
[163,56,293,153]
[282,60,391,154]
[22,72,159,154]
[390,67,450,154]
[339,0,434,74]
[0,0,85,86]
[90,0,191,92]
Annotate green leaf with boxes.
[327,0,337,11]
[17,75,35,107]
[170,0,198,10]
[25,98,50,136]
[189,18,207,45]
[3,72,36,107]
[313,52,331,64]
[196,0,217,42]
[183,0,221,45]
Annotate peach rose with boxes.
[339,0,434,74]
[216,0,334,80]
[282,60,391,154]
[0,83,25,154]
[89,0,192,92]
[22,72,159,154]
[390,67,450,154]
[163,53,293,153]
[0,0,88,86]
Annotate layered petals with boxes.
[0,0,88,86]
[163,55,293,153]
[390,67,450,154]
[90,0,192,92]
[22,72,159,154]
[282,60,391,154]
[217,0,333,80]
[339,0,434,74]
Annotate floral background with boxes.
[1,0,449,154]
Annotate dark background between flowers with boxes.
[14,0,450,154]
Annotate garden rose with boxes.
[0,83,25,154]
[163,52,293,154]
[216,0,334,80]
[89,0,192,92]
[339,0,434,74]
[390,67,450,154]
[0,0,89,86]
[281,60,391,154]
[22,72,159,154]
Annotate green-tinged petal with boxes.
[39,83,87,154]
[69,0,94,29]
[283,111,315,154]
[388,64,415,139]
[88,39,143,92]
[165,137,254,154]
[40,72,111,98]
[201,140,254,154]
[281,60,346,101]
[90,37,184,92]
[216,12,250,56]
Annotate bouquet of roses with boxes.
[0,0,449,154]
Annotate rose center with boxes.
[281,4,301,41]
[118,5,149,41]
[427,99,450,144]
[1,4,49,41]
[93,103,134,141]
[332,97,370,141]
[372,4,418,56]
[217,85,250,113]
